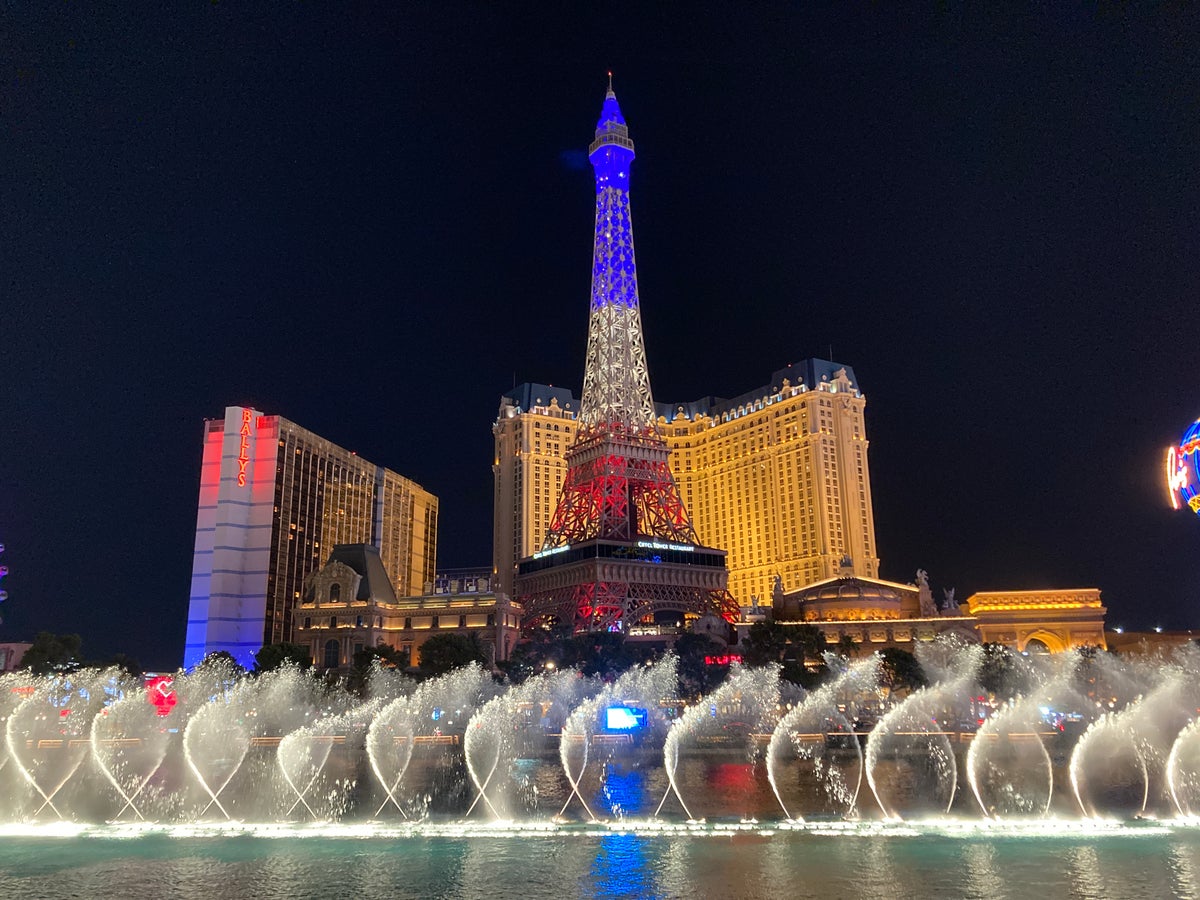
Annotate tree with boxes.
[673,632,729,699]
[836,634,858,659]
[417,633,488,677]
[773,658,818,689]
[253,642,313,674]
[19,632,83,675]
[788,624,829,665]
[192,650,245,677]
[502,629,648,683]
[742,622,790,666]
[977,642,1031,700]
[566,632,642,680]
[879,647,926,696]
[744,622,828,665]
[102,653,142,677]
[348,644,411,696]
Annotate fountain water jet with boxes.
[965,655,1086,818]
[657,663,784,821]
[558,658,677,822]
[464,670,596,820]
[1070,655,1200,818]
[866,638,982,819]
[767,655,879,821]
[91,688,174,821]
[366,664,498,819]
[5,668,129,820]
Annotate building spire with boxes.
[516,83,739,634]
[580,78,650,437]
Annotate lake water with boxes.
[2,820,1199,900]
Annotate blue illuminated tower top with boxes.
[578,75,656,434]
[589,73,635,191]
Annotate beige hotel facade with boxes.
[492,360,879,610]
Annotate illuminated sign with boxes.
[634,540,694,553]
[145,674,177,717]
[1166,420,1200,516]
[704,654,743,666]
[605,706,647,731]
[237,408,253,487]
[533,544,570,560]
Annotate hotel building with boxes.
[184,406,438,669]
[770,575,1107,654]
[493,360,878,608]
[297,548,523,670]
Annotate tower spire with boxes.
[579,78,652,440]
[516,84,739,634]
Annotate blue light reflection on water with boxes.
[598,765,651,819]
[2,825,1200,900]
[590,832,653,900]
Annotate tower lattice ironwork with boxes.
[517,79,739,634]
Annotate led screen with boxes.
[605,706,647,731]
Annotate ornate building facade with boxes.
[769,574,1107,653]
[297,546,522,670]
[493,360,879,609]
[965,589,1107,652]
[184,406,438,669]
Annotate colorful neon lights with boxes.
[145,675,177,717]
[237,408,253,487]
[704,654,743,666]
[1166,419,1200,517]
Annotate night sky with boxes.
[5,6,1199,671]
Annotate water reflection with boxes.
[590,833,653,899]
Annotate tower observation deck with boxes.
[516,79,739,634]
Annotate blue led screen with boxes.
[605,706,648,731]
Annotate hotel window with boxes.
[330,616,337,628]
[323,640,339,669]
[328,583,341,603]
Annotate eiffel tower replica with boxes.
[516,78,740,634]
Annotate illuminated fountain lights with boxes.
[2,642,1200,836]
[1166,419,1200,515]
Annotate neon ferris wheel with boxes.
[1166,419,1200,517]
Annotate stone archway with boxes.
[1020,630,1066,654]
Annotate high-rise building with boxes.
[661,360,879,603]
[492,384,578,601]
[183,406,438,669]
[514,81,738,633]
[494,359,879,611]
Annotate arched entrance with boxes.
[1020,631,1065,654]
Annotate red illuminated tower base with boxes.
[516,81,738,634]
